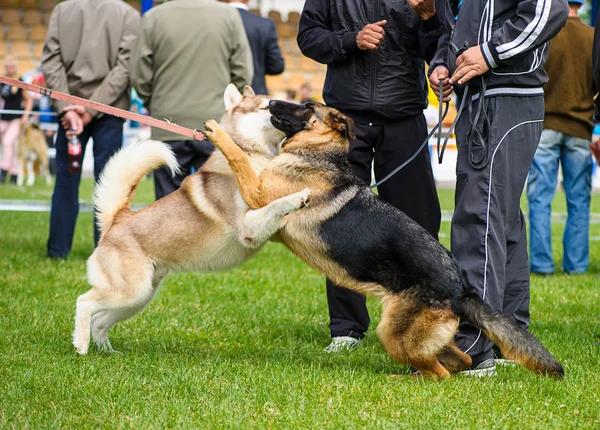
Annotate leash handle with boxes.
[0,74,205,141]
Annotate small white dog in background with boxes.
[17,122,52,187]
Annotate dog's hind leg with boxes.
[91,273,165,353]
[438,342,472,373]
[377,293,458,380]
[239,188,311,248]
[26,158,35,187]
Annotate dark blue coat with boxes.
[237,9,285,95]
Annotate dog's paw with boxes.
[204,120,223,142]
[73,340,89,356]
[299,188,312,208]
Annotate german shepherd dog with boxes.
[72,86,311,355]
[203,101,564,379]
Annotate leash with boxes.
[370,82,450,190]
[0,75,205,141]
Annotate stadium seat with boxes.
[268,10,282,24]
[40,0,57,10]
[29,25,47,42]
[18,58,38,73]
[0,0,19,7]
[310,74,325,94]
[10,41,31,59]
[6,24,28,41]
[265,74,286,93]
[283,53,297,72]
[22,10,42,26]
[299,56,323,73]
[280,39,301,56]
[32,42,44,58]
[287,12,301,25]
[1,8,21,25]
[276,23,296,39]
[0,41,8,57]
[19,0,39,9]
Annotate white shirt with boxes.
[229,2,249,11]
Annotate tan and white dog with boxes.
[17,122,52,187]
[72,85,311,355]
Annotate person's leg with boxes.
[561,135,593,274]
[91,115,124,245]
[452,95,544,370]
[326,122,375,342]
[526,129,561,275]
[47,125,91,258]
[0,119,22,177]
[375,114,441,238]
[153,140,198,200]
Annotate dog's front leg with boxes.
[238,188,311,248]
[204,120,266,209]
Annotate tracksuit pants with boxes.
[452,95,544,364]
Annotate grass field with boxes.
[1,179,600,429]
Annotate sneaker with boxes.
[494,358,517,367]
[324,336,362,353]
[457,358,496,377]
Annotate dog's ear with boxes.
[224,84,243,112]
[243,85,255,97]
[330,112,356,141]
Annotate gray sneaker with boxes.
[458,358,497,377]
[324,336,362,353]
[495,358,517,367]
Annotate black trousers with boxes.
[327,113,441,339]
[47,115,123,258]
[154,139,215,200]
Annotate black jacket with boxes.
[430,0,568,97]
[237,8,284,95]
[297,0,445,123]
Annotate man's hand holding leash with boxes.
[449,46,490,85]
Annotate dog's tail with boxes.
[455,293,564,378]
[94,140,179,236]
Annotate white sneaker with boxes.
[457,358,497,377]
[495,358,517,367]
[324,336,362,353]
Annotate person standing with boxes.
[298,0,445,352]
[429,0,568,375]
[42,0,140,258]
[130,0,253,199]
[0,56,33,184]
[225,0,284,95]
[527,1,595,276]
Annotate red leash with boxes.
[0,74,205,141]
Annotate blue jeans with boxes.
[526,129,592,274]
[47,115,123,258]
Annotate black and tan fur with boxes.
[204,101,564,379]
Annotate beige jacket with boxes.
[41,0,141,117]
[130,0,253,141]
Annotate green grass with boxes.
[1,180,600,428]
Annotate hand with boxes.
[356,20,387,50]
[449,46,490,85]
[61,110,84,135]
[63,104,93,126]
[20,115,30,124]
[407,0,436,20]
[429,66,453,102]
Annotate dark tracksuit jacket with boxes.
[429,0,568,363]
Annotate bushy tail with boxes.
[94,140,179,236]
[456,293,564,378]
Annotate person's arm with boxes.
[40,4,71,115]
[415,0,445,64]
[297,0,362,65]
[20,89,33,123]
[87,9,141,117]
[229,11,253,90]
[129,13,154,107]
[265,19,285,76]
[480,0,569,70]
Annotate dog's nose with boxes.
[269,100,282,115]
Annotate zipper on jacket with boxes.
[369,0,380,112]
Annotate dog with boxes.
[203,101,564,379]
[17,122,52,187]
[72,85,311,355]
